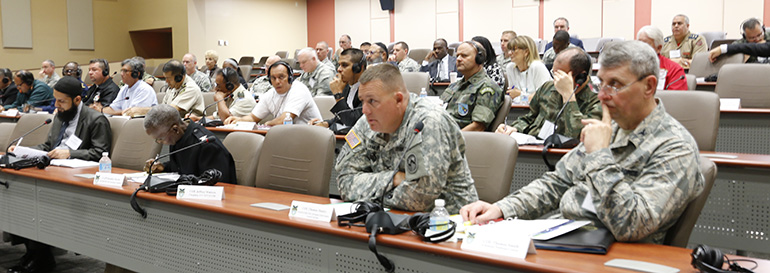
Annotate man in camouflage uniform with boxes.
[661,14,707,67]
[441,42,504,131]
[461,41,704,244]
[316,41,335,69]
[497,48,601,138]
[183,53,213,92]
[336,64,478,214]
[496,30,517,73]
[389,42,420,72]
[250,55,280,97]
[296,47,335,96]
[333,34,353,69]
[731,18,770,63]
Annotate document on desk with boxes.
[509,132,544,145]
[1,109,18,116]
[50,159,100,168]
[217,122,257,130]
[461,219,539,259]
[12,146,48,159]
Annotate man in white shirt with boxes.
[225,62,321,126]
[125,60,205,117]
[91,58,157,116]
[420,38,457,82]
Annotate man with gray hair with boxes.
[297,47,335,96]
[183,53,213,92]
[637,25,687,90]
[462,40,704,244]
[143,104,237,184]
[39,59,60,89]
[316,41,335,69]
[250,55,281,97]
[544,17,584,51]
[92,58,158,115]
[335,64,478,214]
[661,14,707,67]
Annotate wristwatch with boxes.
[333,93,344,100]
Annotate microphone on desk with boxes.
[0,119,52,167]
[664,75,686,90]
[199,93,233,125]
[542,73,585,171]
[130,135,217,218]
[364,121,424,273]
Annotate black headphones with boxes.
[131,69,140,79]
[98,59,110,77]
[465,41,486,65]
[221,67,236,91]
[62,64,82,79]
[0,68,10,84]
[174,73,183,83]
[337,201,383,227]
[740,18,766,40]
[351,53,367,74]
[691,245,756,273]
[267,61,294,85]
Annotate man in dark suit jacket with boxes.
[420,38,458,82]
[310,48,365,133]
[0,68,18,106]
[5,76,112,273]
[543,17,585,51]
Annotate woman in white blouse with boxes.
[505,35,552,103]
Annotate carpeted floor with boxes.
[0,242,104,273]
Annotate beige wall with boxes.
[335,0,766,46]
[188,0,307,65]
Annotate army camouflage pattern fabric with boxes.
[509,81,601,138]
[494,101,704,244]
[661,32,707,60]
[397,57,421,73]
[249,75,273,97]
[496,55,512,77]
[298,63,335,96]
[440,68,504,129]
[336,94,479,214]
[190,70,212,92]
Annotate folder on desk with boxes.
[533,226,615,254]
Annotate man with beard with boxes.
[366,42,388,66]
[5,76,111,273]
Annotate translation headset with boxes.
[221,67,237,91]
[691,244,756,273]
[740,18,765,40]
[351,52,367,73]
[173,73,183,83]
[98,59,110,77]
[267,61,294,84]
[0,68,11,84]
[131,60,145,80]
[62,64,82,79]
[464,41,486,65]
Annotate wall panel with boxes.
[512,5,540,38]
[394,0,437,49]
[543,0,602,40]
[602,0,634,39]
[650,0,723,38]
[335,0,370,49]
[722,0,763,39]
[463,0,512,42]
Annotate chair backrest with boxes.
[111,118,162,170]
[281,59,299,71]
[106,117,127,155]
[223,132,264,187]
[447,42,461,51]
[401,72,430,95]
[534,38,546,54]
[275,51,288,59]
[156,92,166,104]
[408,48,430,64]
[0,123,17,149]
[152,80,166,93]
[313,96,336,120]
[239,65,253,82]
[81,65,93,86]
[201,92,216,116]
[664,155,716,247]
[152,65,165,77]
[698,31,726,49]
[685,74,696,90]
[238,56,255,66]
[462,131,518,203]
[656,91,720,150]
[487,95,512,132]
[689,52,744,77]
[596,37,624,52]
[144,65,156,78]
[11,114,54,147]
[582,37,602,52]
[715,63,770,108]
[709,39,736,50]
[254,125,335,197]
[256,56,268,67]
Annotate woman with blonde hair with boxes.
[505,35,552,104]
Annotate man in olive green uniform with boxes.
[497,48,602,139]
[440,42,504,131]
[661,14,707,67]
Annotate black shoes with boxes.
[6,254,55,273]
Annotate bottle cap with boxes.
[434,199,445,207]
[102,152,109,157]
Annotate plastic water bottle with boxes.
[429,199,450,231]
[283,114,293,125]
[420,87,428,98]
[99,152,112,173]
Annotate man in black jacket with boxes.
[0,68,17,106]
[143,104,237,184]
[709,39,770,63]
[310,48,365,133]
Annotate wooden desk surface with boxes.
[4,165,767,272]
[511,103,770,114]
